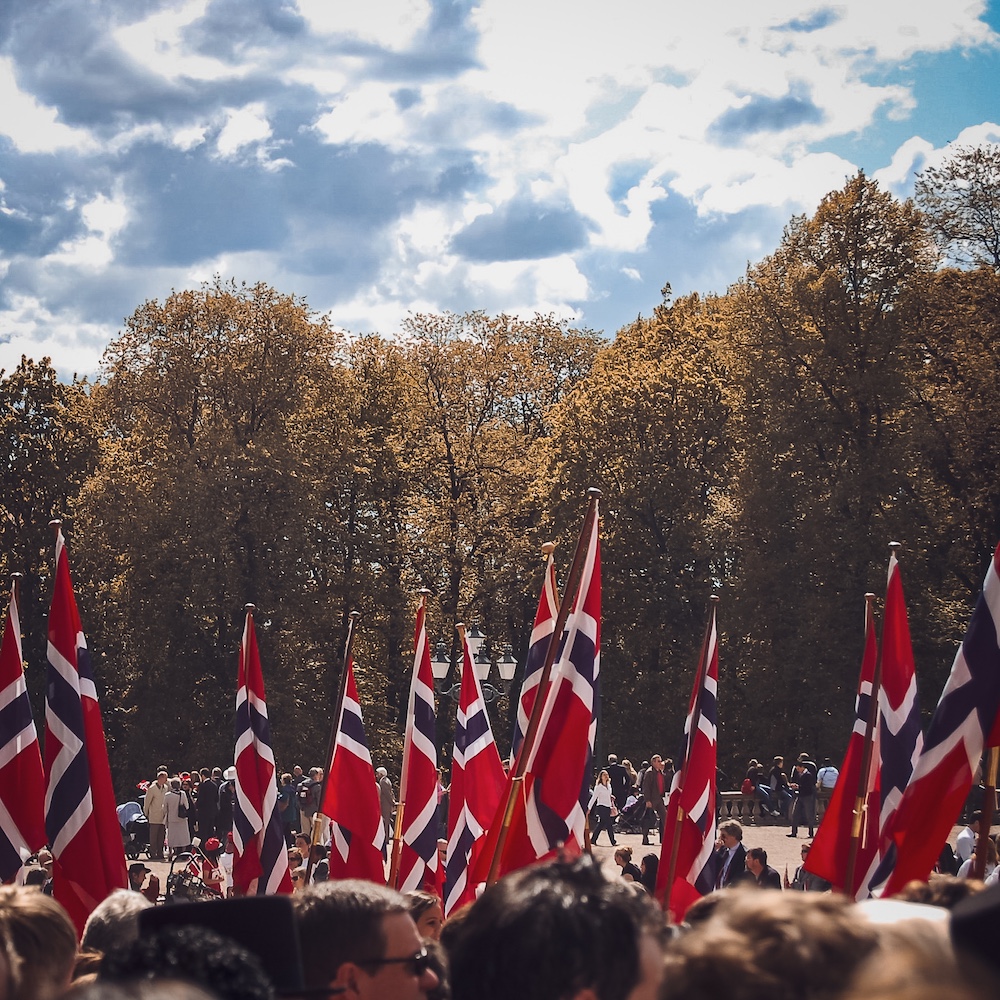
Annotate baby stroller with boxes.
[616,795,648,835]
[118,801,150,860]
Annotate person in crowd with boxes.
[662,890,879,1000]
[376,767,396,841]
[588,769,618,846]
[294,879,440,1000]
[606,754,631,812]
[309,844,330,883]
[715,820,747,888]
[614,846,643,882]
[816,757,840,792]
[446,856,666,1000]
[405,891,444,941]
[769,756,794,819]
[786,842,831,891]
[217,766,237,839]
[180,773,199,840]
[99,924,275,1000]
[621,758,639,790]
[164,777,192,859]
[956,812,980,864]
[0,885,78,1000]
[640,754,668,846]
[197,767,221,841]
[298,767,324,831]
[290,866,308,892]
[788,752,818,838]
[745,846,782,889]
[219,832,235,897]
[277,773,299,847]
[956,836,997,880]
[127,863,159,902]
[22,867,47,890]
[639,853,659,895]
[200,837,225,897]
[143,769,169,861]
[81,889,151,956]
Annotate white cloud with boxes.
[0,57,95,153]
[296,0,432,50]
[47,189,129,269]
[216,104,273,157]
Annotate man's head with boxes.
[294,880,438,1000]
[746,847,767,876]
[718,821,743,848]
[447,857,666,1000]
[128,863,151,890]
[212,767,223,779]
[156,769,168,786]
[651,755,664,772]
[82,889,151,955]
[292,765,304,778]
[309,767,323,780]
[0,885,77,1000]
[608,753,618,764]
[969,811,982,832]
[375,767,388,779]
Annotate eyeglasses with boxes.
[360,948,432,977]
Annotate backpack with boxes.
[177,793,189,819]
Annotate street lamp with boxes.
[432,627,518,704]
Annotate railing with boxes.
[717,791,832,825]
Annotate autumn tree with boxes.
[0,357,98,722]
[536,293,735,762]
[725,172,937,766]
[916,144,1000,270]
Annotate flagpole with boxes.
[389,590,431,889]
[11,572,21,620]
[844,591,881,896]
[307,610,361,881]
[973,747,999,881]
[486,487,601,886]
[663,594,718,920]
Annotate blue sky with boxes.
[1,0,998,377]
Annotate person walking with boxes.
[143,769,169,861]
[588,769,618,846]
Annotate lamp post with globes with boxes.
[429,626,519,705]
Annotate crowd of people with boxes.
[3,850,1000,1000]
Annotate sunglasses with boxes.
[360,948,432,977]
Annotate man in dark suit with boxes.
[605,754,631,815]
[714,820,747,888]
[641,754,669,845]
[198,767,221,841]
[745,847,782,889]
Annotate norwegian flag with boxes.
[511,547,558,763]
[655,597,719,922]
[806,596,882,898]
[396,596,440,893]
[875,543,1000,895]
[866,550,923,894]
[443,627,506,915]
[473,503,601,882]
[231,607,293,896]
[44,524,127,934]
[0,577,46,883]
[321,658,387,883]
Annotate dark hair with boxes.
[405,890,440,922]
[293,880,409,989]
[447,857,664,1000]
[100,925,273,1000]
[640,854,659,894]
[747,847,768,866]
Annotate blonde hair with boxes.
[0,885,77,1000]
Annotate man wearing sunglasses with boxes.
[294,880,440,1000]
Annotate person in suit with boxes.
[641,755,669,846]
[714,820,746,888]
[745,847,782,889]
[605,754,631,814]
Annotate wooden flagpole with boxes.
[844,591,881,896]
[663,594,719,920]
[972,747,999,881]
[389,589,432,889]
[485,487,601,886]
[305,610,361,883]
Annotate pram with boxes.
[615,795,649,835]
[118,801,150,860]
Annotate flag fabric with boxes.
[443,629,506,915]
[875,543,1000,895]
[321,659,387,883]
[44,526,127,934]
[0,579,46,883]
[510,550,558,762]
[397,599,440,894]
[655,600,719,921]
[805,597,882,898]
[231,609,293,897]
[866,551,924,894]
[474,504,601,882]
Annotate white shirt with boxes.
[589,783,614,809]
[956,826,977,863]
[816,766,839,789]
[957,856,995,880]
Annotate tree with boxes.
[0,357,98,725]
[916,144,1000,271]
[725,172,936,766]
